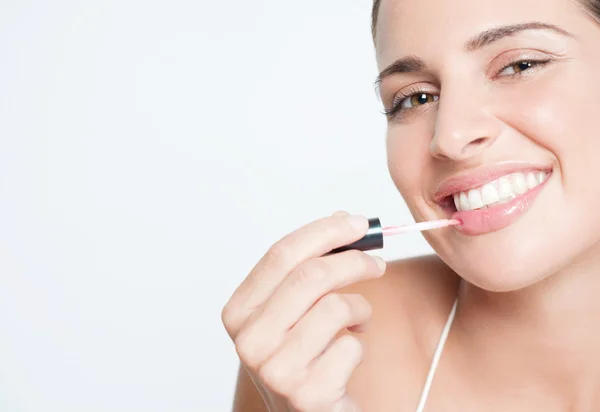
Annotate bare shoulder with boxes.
[341,254,460,411]
[342,253,460,334]
[381,254,460,324]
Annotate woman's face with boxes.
[376,0,600,291]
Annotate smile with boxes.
[452,171,548,212]
[434,164,553,235]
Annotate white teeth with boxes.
[536,172,546,184]
[467,189,484,210]
[497,177,514,201]
[449,170,549,212]
[511,173,528,195]
[481,183,499,205]
[459,192,470,211]
[526,172,539,189]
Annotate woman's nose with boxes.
[429,87,501,161]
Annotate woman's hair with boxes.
[371,0,600,40]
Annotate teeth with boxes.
[453,194,460,211]
[511,173,528,195]
[450,171,549,212]
[536,172,546,184]
[526,172,539,189]
[459,192,469,212]
[467,189,484,210]
[497,177,514,201]
[481,183,499,205]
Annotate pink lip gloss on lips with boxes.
[330,218,461,254]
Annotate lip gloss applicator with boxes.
[330,218,461,254]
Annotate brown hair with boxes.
[371,0,600,41]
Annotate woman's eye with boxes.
[401,92,438,109]
[498,60,545,76]
[384,91,439,119]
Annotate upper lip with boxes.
[433,162,553,203]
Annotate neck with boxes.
[457,241,600,407]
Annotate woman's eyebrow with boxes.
[374,21,574,90]
[464,21,573,52]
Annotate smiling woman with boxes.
[222,0,600,411]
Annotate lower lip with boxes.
[452,175,551,236]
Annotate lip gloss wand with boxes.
[330,218,461,254]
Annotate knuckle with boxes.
[258,361,288,394]
[289,385,322,411]
[266,239,292,266]
[321,293,352,320]
[293,259,329,286]
[316,215,346,239]
[329,213,348,226]
[334,213,362,234]
[234,331,262,370]
[220,302,240,336]
[339,335,365,361]
[330,214,354,235]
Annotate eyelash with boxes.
[384,58,552,120]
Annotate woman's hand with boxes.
[222,212,386,411]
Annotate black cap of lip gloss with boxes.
[330,217,384,254]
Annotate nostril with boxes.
[471,137,488,146]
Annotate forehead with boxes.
[375,0,584,67]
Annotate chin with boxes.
[437,237,566,292]
[425,179,600,292]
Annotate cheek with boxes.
[386,123,433,197]
[495,63,600,206]
[529,66,600,156]
[493,66,585,153]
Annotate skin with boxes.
[222,0,600,410]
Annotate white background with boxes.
[0,1,432,410]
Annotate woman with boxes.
[222,0,600,410]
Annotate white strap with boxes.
[415,298,458,412]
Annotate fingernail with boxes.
[347,215,368,232]
[333,210,350,216]
[374,256,387,273]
